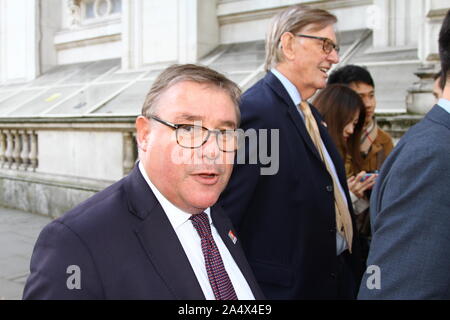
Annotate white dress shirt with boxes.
[438,98,450,114]
[271,68,350,255]
[138,162,255,300]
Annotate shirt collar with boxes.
[271,68,303,105]
[438,98,450,114]
[138,162,212,230]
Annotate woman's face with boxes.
[343,110,360,141]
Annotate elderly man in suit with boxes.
[23,64,264,300]
[219,4,364,299]
[358,9,450,300]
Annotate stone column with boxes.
[178,0,219,63]
[121,0,143,70]
[12,130,22,169]
[0,0,39,83]
[407,0,449,114]
[5,130,14,168]
[30,131,38,171]
[0,130,6,167]
[372,0,391,49]
[122,0,219,69]
[123,131,135,175]
[20,130,31,170]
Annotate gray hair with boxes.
[141,64,241,126]
[264,4,337,72]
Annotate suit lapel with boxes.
[125,166,205,300]
[211,204,265,300]
[264,73,353,211]
[264,72,324,162]
[125,165,265,299]
[135,206,205,300]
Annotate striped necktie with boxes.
[190,212,238,300]
[299,101,353,252]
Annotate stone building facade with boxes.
[0,0,448,216]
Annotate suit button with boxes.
[330,273,337,279]
[329,227,336,233]
[326,185,333,192]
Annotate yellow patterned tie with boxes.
[299,101,353,253]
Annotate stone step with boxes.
[377,114,423,144]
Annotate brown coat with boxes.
[345,128,394,177]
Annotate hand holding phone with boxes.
[348,171,379,199]
[360,171,379,182]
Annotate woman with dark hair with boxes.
[313,84,377,220]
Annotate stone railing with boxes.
[0,117,137,177]
[0,117,137,218]
[0,129,38,171]
[122,131,137,175]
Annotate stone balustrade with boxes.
[122,131,137,175]
[0,117,137,217]
[0,117,137,177]
[0,129,38,171]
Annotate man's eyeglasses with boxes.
[295,34,340,54]
[148,115,240,152]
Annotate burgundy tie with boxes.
[190,212,238,300]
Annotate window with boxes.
[84,0,122,21]
[67,0,122,27]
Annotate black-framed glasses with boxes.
[295,34,340,54]
[148,115,240,152]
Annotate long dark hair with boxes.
[313,84,366,173]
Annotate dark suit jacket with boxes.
[219,72,363,299]
[23,165,264,300]
[359,105,450,299]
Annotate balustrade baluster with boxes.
[30,131,38,171]
[20,130,30,170]
[0,130,6,167]
[123,131,134,175]
[12,130,22,169]
[5,130,14,168]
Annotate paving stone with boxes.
[0,207,51,300]
[0,278,25,300]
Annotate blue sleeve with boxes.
[358,140,450,299]
[23,221,104,300]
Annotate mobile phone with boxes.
[360,171,379,182]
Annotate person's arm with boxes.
[358,143,450,299]
[349,191,369,215]
[23,221,104,300]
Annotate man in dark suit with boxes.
[358,10,450,300]
[219,5,363,299]
[23,64,264,300]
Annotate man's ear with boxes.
[443,75,450,100]
[135,116,150,152]
[280,32,296,61]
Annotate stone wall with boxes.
[0,117,137,217]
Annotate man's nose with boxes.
[365,101,374,110]
[200,132,220,160]
[328,49,340,64]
